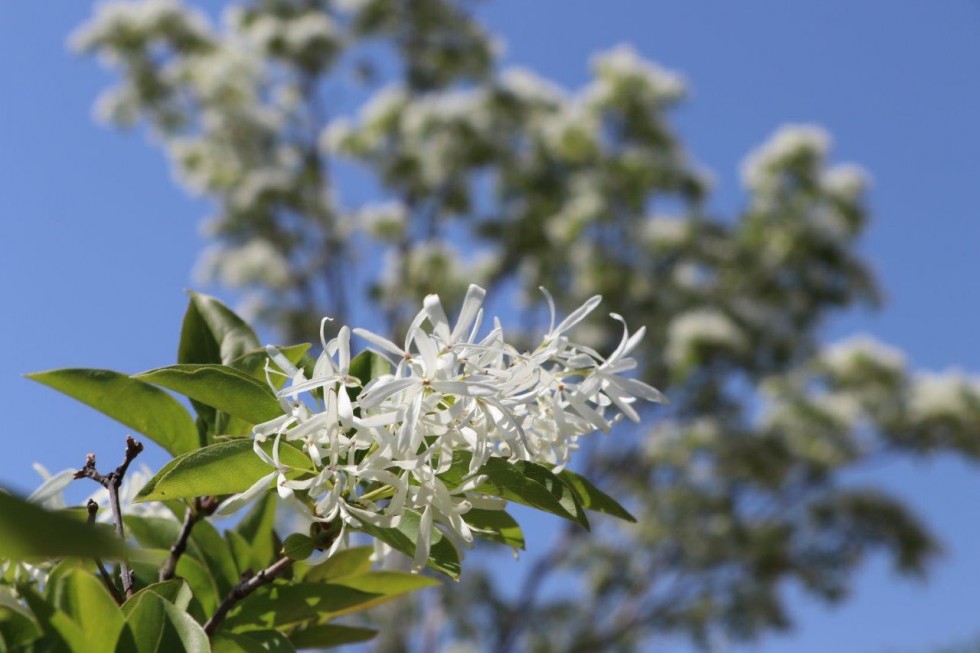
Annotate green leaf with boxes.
[0,492,125,560]
[301,546,374,583]
[440,454,589,530]
[288,623,377,649]
[135,365,282,425]
[282,534,315,561]
[358,508,461,579]
[190,520,242,596]
[119,593,166,653]
[135,439,312,503]
[323,571,439,619]
[26,369,198,456]
[213,631,294,653]
[465,509,525,550]
[19,584,88,652]
[124,515,182,551]
[122,591,210,653]
[159,595,211,652]
[558,469,636,522]
[179,291,260,367]
[126,579,193,612]
[511,461,589,530]
[225,572,434,633]
[175,554,221,619]
[226,530,257,576]
[49,569,125,651]
[234,492,280,569]
[224,584,380,632]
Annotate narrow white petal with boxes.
[216,472,276,516]
[412,505,434,572]
[424,294,452,343]
[360,377,418,409]
[452,285,487,343]
[353,328,405,359]
[551,295,602,338]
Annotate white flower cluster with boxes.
[740,124,831,192]
[909,371,980,424]
[665,308,747,368]
[821,335,907,381]
[225,286,665,569]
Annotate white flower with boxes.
[236,285,664,571]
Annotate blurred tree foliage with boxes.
[74,1,980,650]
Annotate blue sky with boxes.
[2,2,980,651]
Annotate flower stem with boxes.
[203,556,294,638]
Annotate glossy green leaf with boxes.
[301,546,374,583]
[225,571,434,633]
[558,469,636,522]
[179,291,260,367]
[135,365,282,425]
[440,454,589,529]
[223,583,380,632]
[26,369,199,455]
[358,508,461,579]
[135,439,312,503]
[323,571,439,619]
[511,461,589,530]
[465,509,525,550]
[213,630,294,653]
[0,492,125,561]
[288,623,377,649]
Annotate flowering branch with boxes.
[159,496,217,582]
[74,435,144,599]
[203,555,294,638]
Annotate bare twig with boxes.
[159,496,217,582]
[86,500,124,605]
[203,556,294,638]
[75,435,144,599]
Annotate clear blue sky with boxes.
[2,2,980,651]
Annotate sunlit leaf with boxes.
[135,365,282,426]
[134,439,312,503]
[26,369,199,455]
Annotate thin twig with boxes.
[203,556,294,638]
[159,497,217,582]
[75,435,144,599]
[86,500,124,605]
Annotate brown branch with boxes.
[75,435,144,599]
[159,496,217,582]
[203,556,294,638]
[86,500,124,605]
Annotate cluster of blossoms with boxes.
[221,285,665,569]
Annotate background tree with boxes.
[73,1,980,650]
